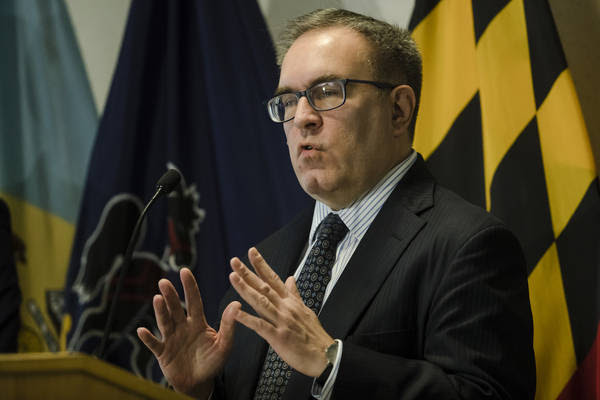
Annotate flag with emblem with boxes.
[410,0,600,398]
[0,0,98,353]
[63,0,309,380]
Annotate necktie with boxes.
[253,213,348,400]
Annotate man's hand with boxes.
[137,268,240,399]
[229,247,334,377]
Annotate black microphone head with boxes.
[156,169,181,195]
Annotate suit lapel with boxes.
[258,206,314,279]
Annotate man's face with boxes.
[278,27,408,209]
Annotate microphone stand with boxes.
[96,188,163,359]
[94,169,180,360]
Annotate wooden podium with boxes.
[0,352,192,399]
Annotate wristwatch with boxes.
[316,340,339,386]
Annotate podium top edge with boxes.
[0,352,192,400]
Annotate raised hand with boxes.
[137,268,240,398]
[229,247,333,377]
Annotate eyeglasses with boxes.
[266,78,397,123]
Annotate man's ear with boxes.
[391,85,416,136]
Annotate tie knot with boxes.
[315,213,348,245]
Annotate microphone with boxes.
[155,169,181,195]
[96,169,181,359]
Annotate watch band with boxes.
[316,363,333,386]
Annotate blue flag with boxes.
[64,0,309,379]
[0,0,97,352]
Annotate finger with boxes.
[285,276,302,300]
[180,268,207,326]
[230,257,281,306]
[229,269,279,324]
[232,307,276,342]
[137,327,164,356]
[158,278,186,324]
[248,248,287,297]
[153,294,175,337]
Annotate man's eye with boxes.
[276,96,295,108]
[315,85,341,98]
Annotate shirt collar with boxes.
[310,150,417,243]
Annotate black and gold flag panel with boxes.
[490,116,555,273]
[410,0,599,398]
[426,93,485,208]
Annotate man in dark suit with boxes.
[0,198,21,353]
[138,9,535,399]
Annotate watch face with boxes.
[325,340,338,363]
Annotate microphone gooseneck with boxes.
[96,169,181,359]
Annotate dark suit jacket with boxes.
[0,199,21,352]
[214,156,536,399]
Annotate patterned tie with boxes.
[253,213,348,400]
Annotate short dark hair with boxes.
[276,8,422,140]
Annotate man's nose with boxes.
[293,96,321,130]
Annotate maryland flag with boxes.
[410,0,600,398]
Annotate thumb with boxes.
[285,276,302,299]
[218,301,240,348]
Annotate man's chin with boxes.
[300,178,344,208]
[301,176,328,195]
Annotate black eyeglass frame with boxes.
[266,78,398,123]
